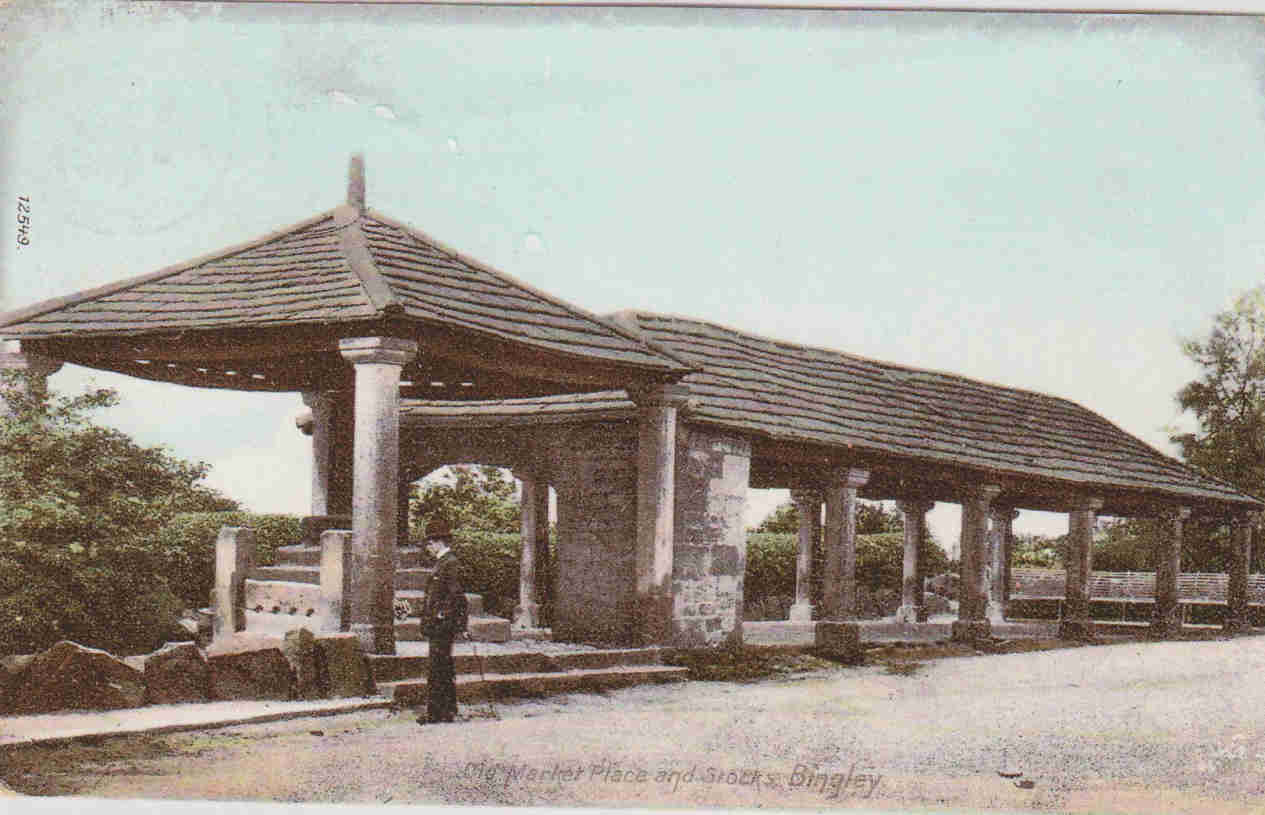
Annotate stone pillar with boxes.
[1059,497,1104,640]
[397,469,414,548]
[534,481,553,628]
[301,392,334,516]
[513,469,545,630]
[988,505,1020,621]
[0,344,62,417]
[338,337,418,655]
[1151,506,1191,640]
[896,499,935,623]
[953,484,1001,643]
[632,383,690,646]
[1224,513,1255,635]
[318,529,353,633]
[821,468,870,620]
[212,526,255,641]
[789,489,822,622]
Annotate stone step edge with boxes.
[367,647,667,681]
[379,665,689,704]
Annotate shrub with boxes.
[153,512,303,609]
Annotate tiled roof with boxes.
[404,311,1260,509]
[0,207,689,377]
[629,312,1257,507]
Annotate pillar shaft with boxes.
[988,506,1019,620]
[301,392,334,516]
[632,383,690,645]
[953,484,1001,641]
[514,470,544,629]
[1059,497,1103,640]
[789,489,822,622]
[1151,506,1191,639]
[338,337,418,655]
[1225,513,1255,634]
[822,468,870,621]
[897,499,935,623]
[328,388,356,517]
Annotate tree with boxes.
[754,499,903,535]
[0,372,238,655]
[409,464,520,537]
[1171,285,1265,498]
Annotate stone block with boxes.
[0,654,34,714]
[9,641,146,714]
[314,633,375,698]
[950,619,992,644]
[213,526,255,641]
[319,529,353,633]
[208,646,294,701]
[143,642,210,704]
[1058,619,1096,642]
[814,622,863,663]
[282,628,322,700]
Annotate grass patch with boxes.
[663,646,836,682]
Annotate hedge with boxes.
[153,512,303,609]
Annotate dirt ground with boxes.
[6,635,1265,814]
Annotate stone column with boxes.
[1059,497,1104,640]
[789,489,822,622]
[631,383,690,645]
[1151,506,1191,640]
[821,468,870,620]
[896,499,935,623]
[301,392,334,516]
[513,469,546,630]
[212,526,255,642]
[953,484,1001,642]
[0,344,62,417]
[318,529,353,633]
[1001,507,1019,611]
[1224,512,1255,635]
[534,481,553,628]
[327,388,356,518]
[985,505,1017,622]
[338,337,418,655]
[397,469,413,548]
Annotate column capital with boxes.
[1159,505,1192,522]
[960,484,1002,503]
[790,488,823,506]
[338,336,418,367]
[829,467,870,490]
[1067,496,1104,513]
[627,382,690,409]
[295,408,315,436]
[897,498,935,516]
[988,504,1020,522]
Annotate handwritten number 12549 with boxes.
[17,196,30,247]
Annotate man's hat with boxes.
[424,518,453,541]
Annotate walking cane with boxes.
[469,636,500,720]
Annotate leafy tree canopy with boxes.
[0,372,238,655]
[1171,285,1265,497]
[409,464,520,537]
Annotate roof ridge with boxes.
[1,210,338,330]
[362,209,695,374]
[334,205,401,316]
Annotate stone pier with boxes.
[1059,497,1103,641]
[896,499,934,623]
[1151,506,1191,640]
[953,484,1001,643]
[339,336,417,655]
[513,469,548,630]
[1224,513,1255,635]
[789,489,822,622]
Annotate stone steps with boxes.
[395,616,510,643]
[394,590,485,618]
[367,647,667,682]
[379,664,688,706]
[269,546,428,571]
[248,566,437,591]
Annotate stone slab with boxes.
[207,647,294,701]
[383,664,688,706]
[8,641,146,714]
[143,642,210,705]
[813,621,863,664]
[314,633,375,698]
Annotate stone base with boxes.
[950,619,991,644]
[814,621,862,664]
[512,601,541,630]
[788,602,814,622]
[1058,619,1096,641]
[1223,614,1253,636]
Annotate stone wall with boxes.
[551,422,640,645]
[672,425,752,647]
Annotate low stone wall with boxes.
[0,631,375,716]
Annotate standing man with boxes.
[419,518,463,724]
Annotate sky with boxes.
[3,3,1265,552]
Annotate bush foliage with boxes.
[153,512,304,608]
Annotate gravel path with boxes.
[8,635,1265,813]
